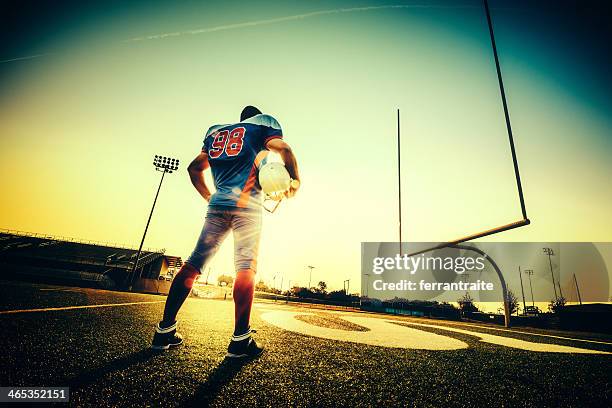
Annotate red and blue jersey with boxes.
[202,114,283,210]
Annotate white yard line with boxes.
[258,304,612,347]
[39,288,81,292]
[401,321,610,354]
[0,301,165,314]
[324,309,612,346]
[420,321,612,346]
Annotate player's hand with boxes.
[286,179,300,198]
[203,192,212,202]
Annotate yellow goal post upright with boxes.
[397,0,531,327]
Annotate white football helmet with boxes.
[258,162,297,212]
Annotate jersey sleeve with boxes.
[201,135,209,153]
[257,114,283,148]
[201,125,221,153]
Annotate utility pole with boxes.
[543,247,558,301]
[206,268,211,285]
[518,266,526,314]
[573,273,582,305]
[524,269,535,307]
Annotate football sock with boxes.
[233,268,256,336]
[160,262,200,328]
[231,327,252,342]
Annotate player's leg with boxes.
[152,209,231,350]
[233,268,256,335]
[226,210,263,358]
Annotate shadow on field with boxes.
[67,349,159,388]
[183,358,252,406]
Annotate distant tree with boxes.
[457,292,479,313]
[217,274,234,287]
[295,287,310,298]
[506,289,520,315]
[548,296,567,313]
[328,289,348,300]
[255,280,268,292]
[439,301,455,309]
[316,281,328,294]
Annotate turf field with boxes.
[1,280,610,407]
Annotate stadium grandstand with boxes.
[0,229,181,293]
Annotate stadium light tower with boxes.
[344,279,350,295]
[307,265,315,289]
[128,155,179,290]
[344,279,351,307]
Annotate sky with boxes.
[1,0,611,296]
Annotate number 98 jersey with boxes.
[201,114,283,210]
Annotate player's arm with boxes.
[266,138,300,197]
[187,152,212,202]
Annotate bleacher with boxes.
[0,229,166,289]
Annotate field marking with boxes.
[0,300,165,315]
[260,308,610,354]
[455,323,612,346]
[401,322,610,354]
[261,310,468,350]
[390,318,612,346]
[39,288,81,292]
[324,311,612,346]
[258,305,612,347]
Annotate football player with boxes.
[152,105,300,358]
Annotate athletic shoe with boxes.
[151,321,184,350]
[226,329,264,359]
